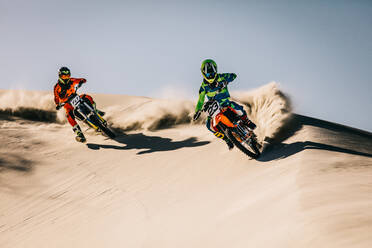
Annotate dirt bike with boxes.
[60,85,116,139]
[202,95,261,159]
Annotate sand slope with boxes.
[0,88,371,248]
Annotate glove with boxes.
[78,79,86,88]
[193,110,201,121]
[204,100,213,108]
[56,105,61,110]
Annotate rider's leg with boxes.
[64,103,77,127]
[72,124,86,142]
[206,117,234,150]
[80,94,105,116]
[64,103,86,142]
[229,101,256,130]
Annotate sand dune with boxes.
[0,86,371,248]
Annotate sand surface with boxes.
[0,87,371,248]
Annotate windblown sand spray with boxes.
[0,90,63,122]
[105,99,194,131]
[105,82,292,138]
[232,82,292,142]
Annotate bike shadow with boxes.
[258,141,372,162]
[86,132,210,155]
[259,114,372,162]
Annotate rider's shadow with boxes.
[86,132,210,155]
[258,141,372,162]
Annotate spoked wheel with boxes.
[90,115,116,139]
[227,128,260,159]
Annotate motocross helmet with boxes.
[58,67,71,83]
[201,59,218,84]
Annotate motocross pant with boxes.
[206,100,247,139]
[64,94,94,127]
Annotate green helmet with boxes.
[58,66,71,77]
[58,66,71,84]
[201,59,217,84]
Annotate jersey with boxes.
[195,73,237,112]
[53,78,86,105]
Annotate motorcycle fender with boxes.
[214,113,235,128]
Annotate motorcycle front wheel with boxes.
[90,115,116,139]
[227,128,260,159]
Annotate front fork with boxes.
[78,102,106,130]
[233,122,255,146]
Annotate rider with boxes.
[193,59,256,150]
[54,66,104,142]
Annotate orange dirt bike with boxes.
[60,85,116,139]
[202,97,261,159]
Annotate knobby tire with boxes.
[227,128,260,159]
[90,115,116,139]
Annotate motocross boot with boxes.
[223,136,234,150]
[241,115,256,130]
[73,125,86,143]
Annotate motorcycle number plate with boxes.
[207,101,220,117]
[70,95,81,108]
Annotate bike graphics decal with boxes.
[70,95,81,108]
[207,101,220,117]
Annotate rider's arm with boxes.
[195,86,206,112]
[71,78,87,88]
[78,78,87,84]
[220,73,237,83]
[53,84,60,105]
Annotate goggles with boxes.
[205,72,216,79]
[60,74,70,79]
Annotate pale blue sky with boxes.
[0,0,371,131]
